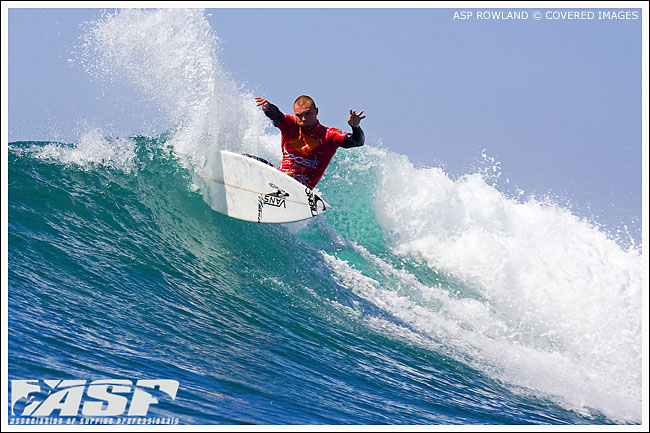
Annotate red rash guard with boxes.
[276,114,347,189]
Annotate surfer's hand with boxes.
[348,109,365,127]
[255,97,270,111]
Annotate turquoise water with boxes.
[7,137,642,425]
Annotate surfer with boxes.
[255,95,365,189]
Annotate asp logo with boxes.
[11,379,179,417]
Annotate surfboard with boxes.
[198,150,330,223]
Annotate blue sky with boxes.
[4,5,647,243]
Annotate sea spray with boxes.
[332,148,643,421]
[78,8,280,170]
[31,128,137,173]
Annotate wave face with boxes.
[8,9,643,425]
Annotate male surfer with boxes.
[255,95,365,189]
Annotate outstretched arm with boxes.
[255,97,285,126]
[342,109,366,149]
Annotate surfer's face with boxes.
[294,102,318,130]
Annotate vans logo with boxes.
[263,183,288,208]
[257,183,289,222]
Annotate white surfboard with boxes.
[198,150,330,223]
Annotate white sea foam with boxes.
[78,8,280,174]
[324,149,643,422]
[32,128,137,172]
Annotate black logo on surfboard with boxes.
[263,183,288,208]
[305,188,326,217]
[266,183,289,199]
[258,184,290,223]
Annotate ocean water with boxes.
[7,9,644,426]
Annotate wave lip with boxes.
[27,129,138,172]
